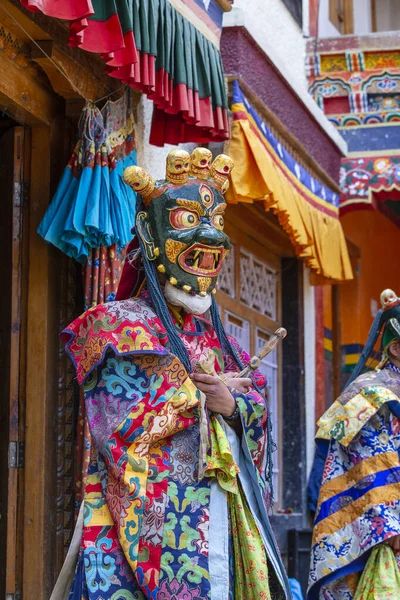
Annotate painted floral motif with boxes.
[158,578,203,600]
[374,157,392,173]
[340,156,400,204]
[140,492,168,546]
[368,94,400,112]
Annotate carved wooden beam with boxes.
[2,0,127,102]
[31,39,112,101]
[0,21,62,125]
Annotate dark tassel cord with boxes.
[346,308,384,388]
[141,253,193,373]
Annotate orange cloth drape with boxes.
[227,83,353,285]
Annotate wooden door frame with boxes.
[0,4,133,595]
[3,125,31,600]
[0,33,66,600]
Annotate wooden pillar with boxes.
[332,284,342,400]
[23,125,61,597]
[314,286,326,420]
[281,258,306,515]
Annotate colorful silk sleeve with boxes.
[83,352,200,592]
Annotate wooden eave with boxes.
[1,0,140,108]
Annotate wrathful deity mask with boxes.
[123,148,233,306]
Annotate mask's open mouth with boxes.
[178,244,225,276]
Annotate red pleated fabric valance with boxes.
[21,0,229,146]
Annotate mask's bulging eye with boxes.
[170,208,200,229]
[200,184,214,209]
[212,215,224,230]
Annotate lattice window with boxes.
[224,311,250,354]
[219,244,235,298]
[239,250,277,320]
[217,223,282,504]
[256,329,280,500]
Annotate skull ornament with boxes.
[190,147,212,179]
[210,154,234,191]
[166,149,190,185]
[380,289,399,307]
[123,166,155,205]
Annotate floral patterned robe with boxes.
[60,294,291,600]
[308,366,400,600]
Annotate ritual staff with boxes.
[54,148,292,600]
[308,289,400,599]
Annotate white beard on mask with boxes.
[163,281,212,315]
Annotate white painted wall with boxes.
[135,96,175,180]
[303,266,316,478]
[135,95,196,179]
[224,0,308,93]
[303,0,310,36]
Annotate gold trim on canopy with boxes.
[227,82,353,284]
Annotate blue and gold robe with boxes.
[308,365,400,600]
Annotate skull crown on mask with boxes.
[123,148,234,299]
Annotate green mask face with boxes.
[123,147,234,299]
[136,181,230,296]
[383,318,400,353]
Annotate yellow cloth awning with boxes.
[226,82,353,284]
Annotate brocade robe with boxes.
[308,366,400,600]
[61,294,291,600]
